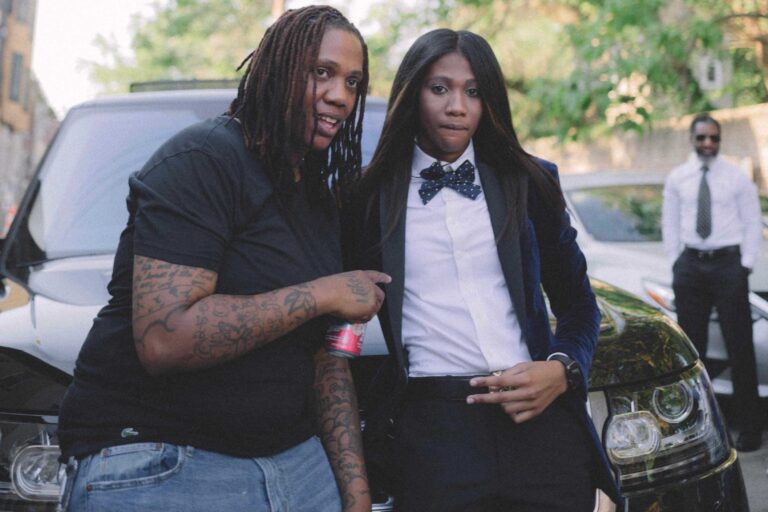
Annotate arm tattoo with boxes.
[132,255,321,371]
[313,349,369,509]
[284,284,318,318]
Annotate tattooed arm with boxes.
[313,347,371,512]
[132,255,389,375]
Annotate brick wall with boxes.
[0,0,35,132]
[0,79,57,236]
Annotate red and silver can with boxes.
[325,321,366,358]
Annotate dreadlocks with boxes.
[227,5,369,205]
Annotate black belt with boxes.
[407,376,489,401]
[684,245,739,261]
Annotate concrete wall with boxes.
[526,103,768,189]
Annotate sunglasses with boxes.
[694,134,720,143]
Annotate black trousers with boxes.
[672,248,762,431]
[392,386,595,512]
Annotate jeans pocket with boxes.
[85,443,186,492]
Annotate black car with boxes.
[0,88,749,511]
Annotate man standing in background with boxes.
[662,113,764,451]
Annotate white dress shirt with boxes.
[662,154,762,269]
[402,142,530,377]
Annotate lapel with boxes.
[477,161,528,331]
[378,183,407,364]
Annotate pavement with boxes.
[737,429,768,512]
[722,394,768,511]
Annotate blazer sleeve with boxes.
[531,159,600,397]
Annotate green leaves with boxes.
[89,0,768,142]
[87,0,271,94]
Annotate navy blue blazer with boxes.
[343,158,622,503]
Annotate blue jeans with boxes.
[59,436,341,511]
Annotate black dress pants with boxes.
[672,249,762,431]
[392,390,595,512]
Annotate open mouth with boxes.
[311,113,344,142]
[318,114,339,125]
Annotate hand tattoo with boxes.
[347,276,370,304]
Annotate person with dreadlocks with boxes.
[56,6,385,511]
[343,29,622,511]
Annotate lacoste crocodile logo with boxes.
[121,427,139,438]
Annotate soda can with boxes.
[325,321,366,358]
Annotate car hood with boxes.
[584,239,768,299]
[582,241,671,306]
[589,279,698,389]
[27,254,114,306]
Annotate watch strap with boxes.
[549,353,582,392]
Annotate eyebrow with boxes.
[426,75,478,85]
[316,58,363,78]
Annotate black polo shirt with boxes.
[58,116,341,459]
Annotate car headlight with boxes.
[0,419,61,501]
[11,445,63,501]
[642,279,675,312]
[604,362,729,490]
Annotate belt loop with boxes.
[56,456,78,512]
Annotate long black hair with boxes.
[227,5,369,204]
[362,28,563,240]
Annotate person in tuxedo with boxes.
[662,113,764,451]
[343,29,621,511]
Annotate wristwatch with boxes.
[549,354,583,392]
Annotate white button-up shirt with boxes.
[402,142,530,377]
[662,154,762,269]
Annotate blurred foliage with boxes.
[524,0,768,140]
[89,0,768,141]
[432,0,768,141]
[88,0,271,93]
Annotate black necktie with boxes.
[418,160,481,205]
[696,165,712,239]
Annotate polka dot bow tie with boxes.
[418,160,482,205]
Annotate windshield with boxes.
[567,184,663,242]
[26,101,228,259]
[9,94,384,272]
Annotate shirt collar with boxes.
[688,152,720,169]
[411,141,476,178]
